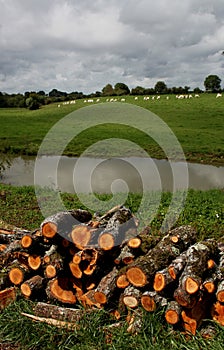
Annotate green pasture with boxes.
[0,93,223,164]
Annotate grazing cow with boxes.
[194,94,200,98]
[134,97,138,100]
[216,93,222,98]
[121,98,126,102]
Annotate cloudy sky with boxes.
[0,0,224,94]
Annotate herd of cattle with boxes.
[57,92,222,107]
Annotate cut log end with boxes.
[116,274,130,289]
[9,268,24,285]
[153,273,165,292]
[123,296,138,308]
[94,291,107,304]
[127,237,141,249]
[168,266,177,280]
[45,265,57,279]
[181,310,197,335]
[21,283,32,297]
[165,310,179,325]
[69,262,82,279]
[98,233,114,251]
[203,281,216,294]
[141,295,156,312]
[217,290,224,303]
[185,277,199,295]
[21,235,33,248]
[71,225,91,249]
[48,278,76,304]
[126,267,147,287]
[211,301,224,326]
[42,222,57,238]
[28,255,41,270]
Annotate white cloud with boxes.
[0,0,223,93]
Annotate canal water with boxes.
[1,156,224,193]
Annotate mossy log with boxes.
[124,225,197,287]
[153,251,187,292]
[114,245,135,265]
[33,301,90,322]
[93,267,119,305]
[174,286,198,308]
[175,239,218,296]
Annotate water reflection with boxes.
[1,156,224,193]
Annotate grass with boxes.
[0,184,223,239]
[0,290,224,349]
[0,93,223,164]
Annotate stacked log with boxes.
[0,206,224,336]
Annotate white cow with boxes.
[216,93,222,98]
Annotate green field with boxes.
[0,185,224,349]
[0,93,223,164]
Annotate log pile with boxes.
[0,206,224,336]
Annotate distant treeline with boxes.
[0,74,222,109]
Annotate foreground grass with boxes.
[0,184,223,239]
[0,298,224,350]
[0,185,223,349]
[0,93,224,164]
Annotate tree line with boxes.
[0,74,222,110]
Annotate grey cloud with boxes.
[0,0,223,93]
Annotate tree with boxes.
[131,86,145,95]
[204,75,221,92]
[114,83,130,96]
[102,84,114,96]
[154,81,167,94]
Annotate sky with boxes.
[0,0,224,94]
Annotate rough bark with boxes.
[33,301,89,322]
[125,225,197,287]
[20,275,44,297]
[93,267,119,305]
[174,239,218,298]
[41,209,92,239]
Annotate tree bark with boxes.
[125,225,197,287]
[20,275,44,297]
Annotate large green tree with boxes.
[114,82,130,96]
[204,75,221,92]
[102,84,114,96]
[154,81,167,94]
